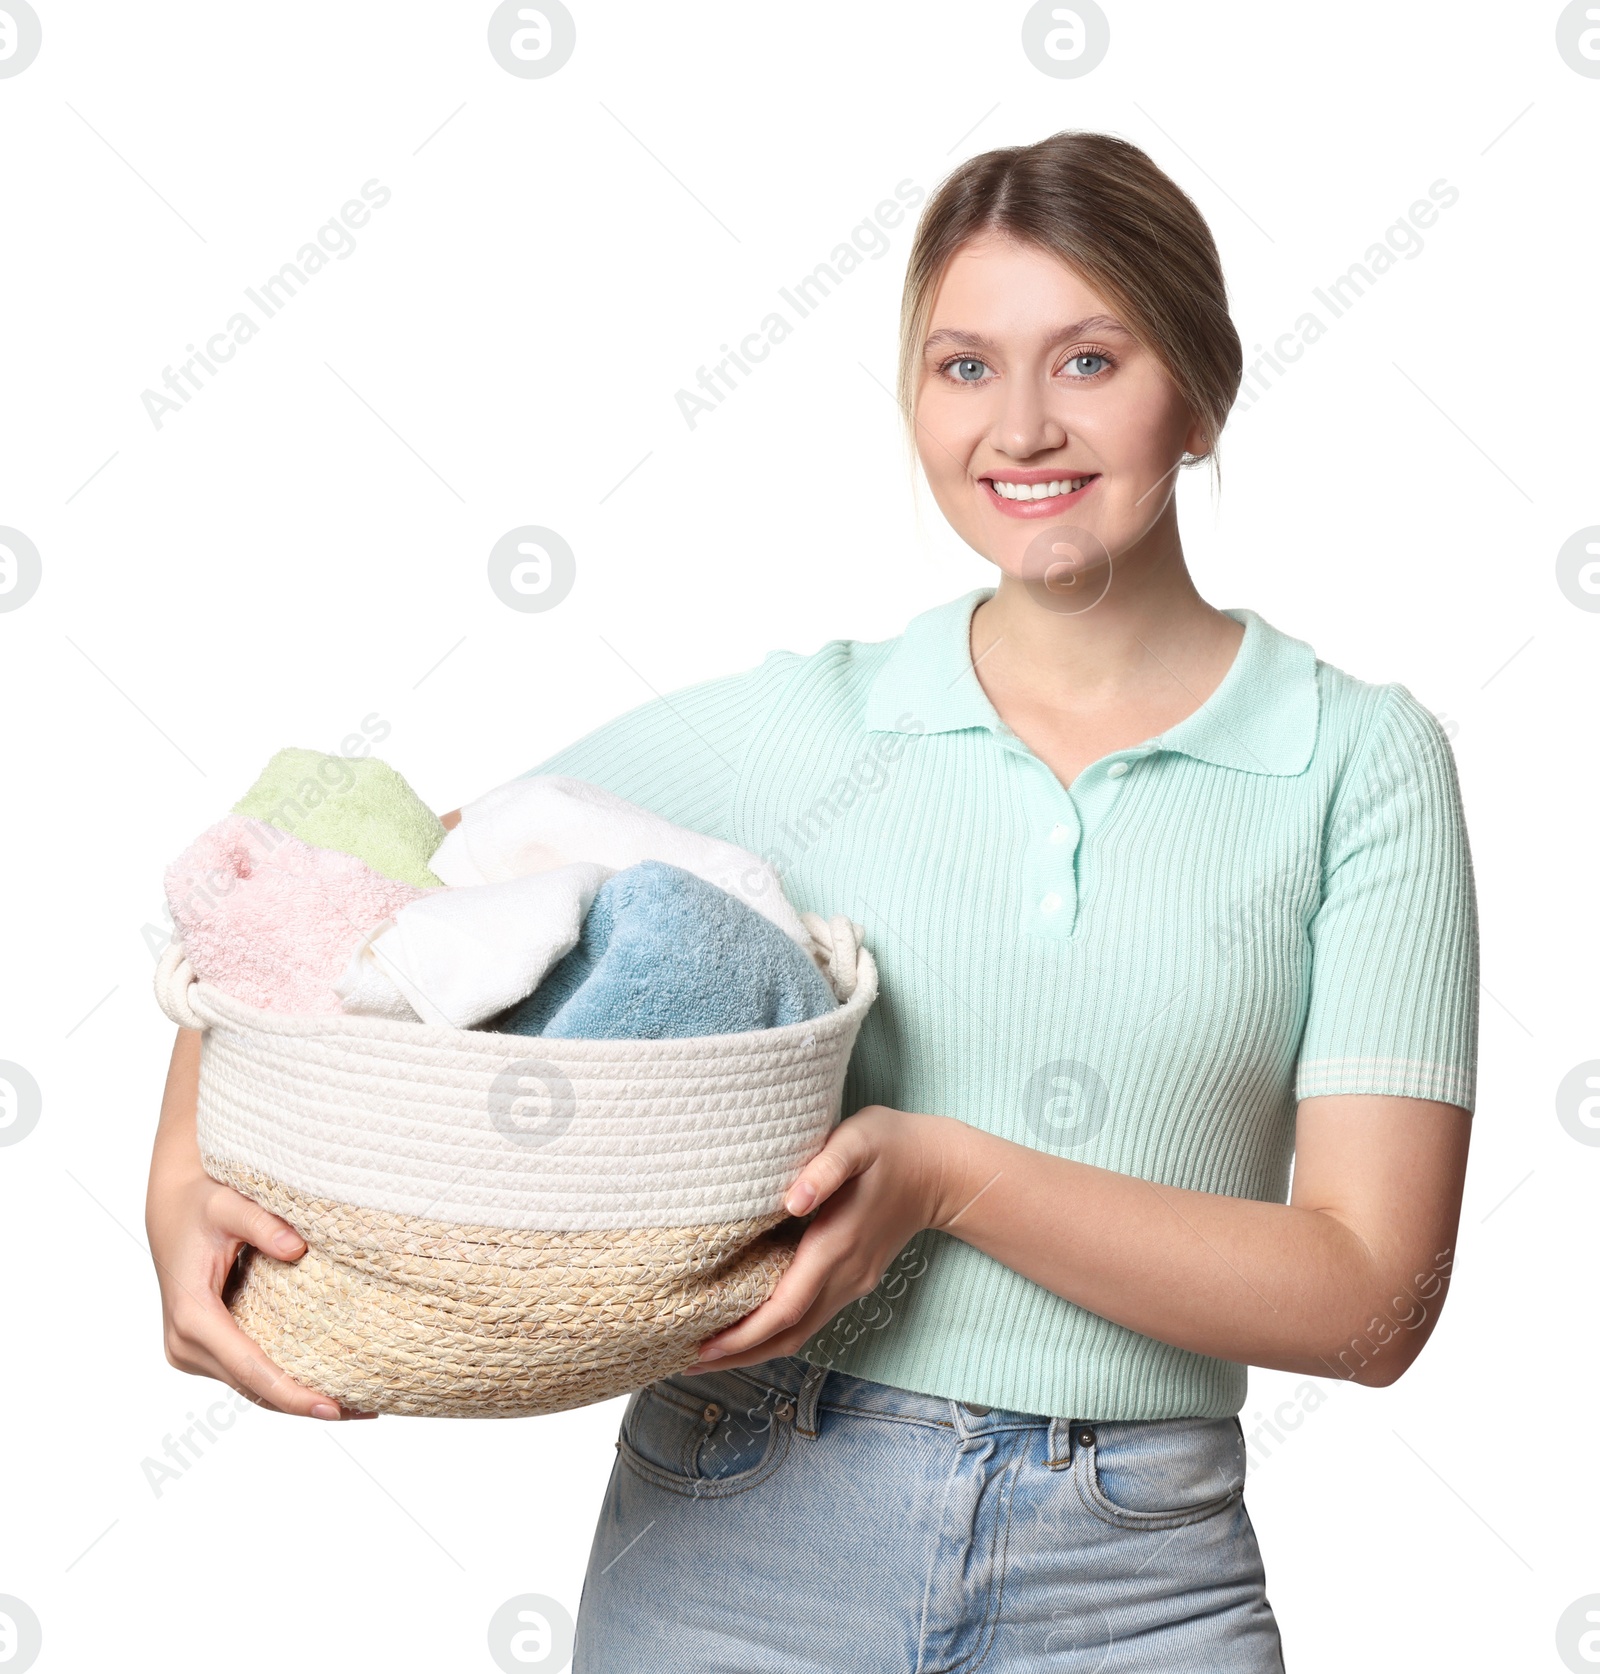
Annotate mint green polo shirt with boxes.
[524,588,1479,1419]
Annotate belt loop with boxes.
[1046,1415,1074,1470]
[793,1359,828,1439]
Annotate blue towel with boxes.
[487,859,836,1040]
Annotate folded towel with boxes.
[233,747,446,889]
[430,774,809,950]
[334,861,611,1029]
[166,815,429,1014]
[487,860,836,1040]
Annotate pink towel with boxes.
[166,815,430,1014]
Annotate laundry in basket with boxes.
[153,915,876,1417]
[154,751,879,1417]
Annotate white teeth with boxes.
[989,477,1092,501]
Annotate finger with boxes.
[683,1217,859,1367]
[783,1117,874,1216]
[161,1199,370,1419]
[172,1290,378,1418]
[680,1273,865,1374]
[205,1183,306,1261]
[685,1263,826,1368]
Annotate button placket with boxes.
[1022,778,1081,936]
[1015,740,1157,941]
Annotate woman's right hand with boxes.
[145,1026,375,1420]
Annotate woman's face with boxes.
[913,233,1207,599]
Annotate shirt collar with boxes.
[863,587,1319,776]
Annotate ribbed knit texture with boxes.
[523,589,1479,1420]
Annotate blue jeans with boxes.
[573,1353,1286,1671]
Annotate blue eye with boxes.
[935,349,1113,385]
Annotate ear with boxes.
[1182,415,1211,461]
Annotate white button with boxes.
[1040,891,1063,914]
[1107,761,1130,778]
[1049,823,1071,845]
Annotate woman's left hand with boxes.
[680,1104,967,1374]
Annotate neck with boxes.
[970,528,1239,712]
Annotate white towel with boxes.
[330,955,425,1022]
[334,862,611,1029]
[429,775,810,950]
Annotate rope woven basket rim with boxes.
[153,916,878,1055]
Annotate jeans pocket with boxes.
[1074,1415,1247,1531]
[617,1366,794,1499]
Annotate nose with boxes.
[988,373,1067,460]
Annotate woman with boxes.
[147,131,1477,1670]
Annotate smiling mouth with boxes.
[984,474,1098,502]
[980,474,1099,508]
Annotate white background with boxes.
[1,1,1595,1669]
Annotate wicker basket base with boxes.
[214,1161,802,1418]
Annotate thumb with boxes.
[784,1116,875,1215]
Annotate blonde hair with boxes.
[896,130,1242,488]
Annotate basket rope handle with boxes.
[153,941,209,1032]
[799,912,865,1004]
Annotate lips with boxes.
[979,474,1100,519]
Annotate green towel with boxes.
[233,747,446,888]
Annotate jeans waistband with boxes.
[694,1353,1237,1466]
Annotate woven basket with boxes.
[153,915,877,1418]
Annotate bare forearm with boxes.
[929,1119,1448,1385]
[149,1028,204,1191]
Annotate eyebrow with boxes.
[923,315,1135,355]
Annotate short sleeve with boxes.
[519,648,805,842]
[1295,684,1479,1112]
